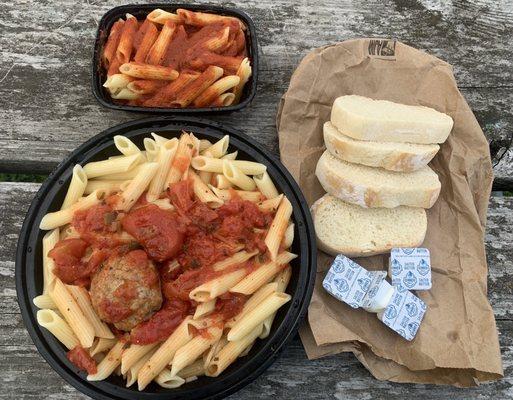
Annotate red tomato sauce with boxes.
[214,293,247,320]
[67,345,97,375]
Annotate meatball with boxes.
[90,249,162,331]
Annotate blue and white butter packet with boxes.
[389,248,432,291]
[323,255,374,309]
[362,272,395,313]
[377,285,427,341]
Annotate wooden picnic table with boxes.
[0,0,511,398]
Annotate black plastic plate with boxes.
[16,116,316,400]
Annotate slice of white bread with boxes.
[315,151,441,208]
[311,194,427,257]
[331,95,453,144]
[324,122,440,172]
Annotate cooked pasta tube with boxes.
[203,26,230,52]
[66,285,114,339]
[151,198,175,210]
[170,326,223,377]
[39,190,105,230]
[265,197,293,260]
[261,266,292,339]
[114,135,141,156]
[147,8,182,24]
[229,252,297,295]
[90,337,118,357]
[102,19,124,67]
[193,299,216,319]
[170,66,224,108]
[87,339,125,381]
[83,153,141,179]
[189,268,248,302]
[42,229,59,293]
[189,169,223,207]
[211,92,235,107]
[103,73,133,94]
[197,150,214,184]
[115,15,138,64]
[193,75,240,107]
[147,138,179,202]
[282,223,295,249]
[127,79,165,95]
[49,279,95,348]
[116,162,159,211]
[202,135,229,158]
[121,343,158,375]
[206,325,262,377]
[126,348,156,387]
[223,160,256,191]
[192,156,266,175]
[111,88,140,100]
[33,294,56,309]
[213,174,233,189]
[143,73,199,107]
[120,62,179,81]
[209,186,261,202]
[61,165,88,209]
[227,292,290,342]
[146,20,176,65]
[199,139,212,152]
[100,164,143,180]
[221,150,238,160]
[187,314,223,331]
[37,309,79,350]
[155,369,185,389]
[137,317,192,390]
[166,133,195,185]
[203,336,228,368]
[84,179,125,195]
[180,359,205,379]
[150,132,170,145]
[225,282,277,329]
[133,23,159,63]
[253,171,279,200]
[233,58,252,103]
[176,9,245,30]
[257,195,283,213]
[212,250,258,272]
[143,138,159,162]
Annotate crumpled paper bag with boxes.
[276,39,503,386]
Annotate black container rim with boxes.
[91,3,259,114]
[16,116,316,400]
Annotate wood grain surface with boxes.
[0,0,512,188]
[1,0,512,398]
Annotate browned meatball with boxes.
[90,249,162,331]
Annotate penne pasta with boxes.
[83,153,141,179]
[120,62,179,81]
[206,325,262,377]
[188,169,223,207]
[107,57,122,77]
[176,9,245,30]
[90,337,118,357]
[213,174,233,189]
[39,190,105,230]
[127,79,166,95]
[49,279,95,348]
[211,92,235,107]
[61,165,88,210]
[87,340,125,381]
[42,228,59,293]
[155,369,185,389]
[37,309,80,350]
[137,317,192,390]
[114,135,141,156]
[229,252,297,295]
[121,343,159,375]
[199,139,213,152]
[223,160,256,191]
[261,266,292,339]
[144,73,199,107]
[33,294,56,309]
[143,138,159,161]
[203,336,228,368]
[201,135,229,158]
[111,88,139,100]
[192,156,265,175]
[282,223,295,249]
[193,300,216,319]
[203,26,230,52]
[102,19,124,67]
[170,66,224,108]
[227,292,291,342]
[115,15,138,64]
[189,268,248,302]
[134,22,159,63]
[147,138,179,202]
[150,132,170,145]
[257,194,284,213]
[126,348,156,387]
[233,58,252,103]
[189,53,243,76]
[103,73,133,94]
[166,133,195,185]
[197,150,214,185]
[66,285,114,339]
[116,162,159,211]
[209,186,262,202]
[193,75,240,107]
[170,325,222,377]
[180,359,205,379]
[146,20,176,65]
[265,197,293,260]
[151,198,175,210]
[147,9,182,25]
[253,171,279,200]
[84,179,125,195]
[212,250,258,272]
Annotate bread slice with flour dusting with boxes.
[331,95,453,144]
[324,122,440,172]
[315,151,441,208]
[311,194,427,257]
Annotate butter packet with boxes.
[377,285,427,341]
[322,255,374,309]
[389,248,432,290]
[362,272,394,313]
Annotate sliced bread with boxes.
[315,151,441,208]
[324,121,440,172]
[311,194,427,257]
[331,95,453,144]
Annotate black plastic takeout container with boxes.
[16,116,316,400]
[92,4,258,113]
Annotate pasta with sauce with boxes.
[35,131,295,390]
[101,8,252,109]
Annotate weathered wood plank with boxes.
[1,182,512,398]
[0,0,512,187]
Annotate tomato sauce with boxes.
[214,293,247,320]
[67,345,97,375]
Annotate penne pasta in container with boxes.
[120,62,179,81]
[170,66,224,108]
[133,23,159,63]
[146,20,176,65]
[115,15,138,65]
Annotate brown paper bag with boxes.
[277,39,502,386]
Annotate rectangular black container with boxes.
[92,3,258,113]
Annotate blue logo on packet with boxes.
[408,322,420,337]
[405,302,418,317]
[367,285,378,299]
[348,260,359,269]
[334,278,349,293]
[384,305,397,320]
[417,259,430,276]
[322,281,331,292]
[357,278,371,292]
[402,248,415,255]
[332,259,346,273]
[402,272,417,289]
[397,329,407,338]
[391,259,402,276]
